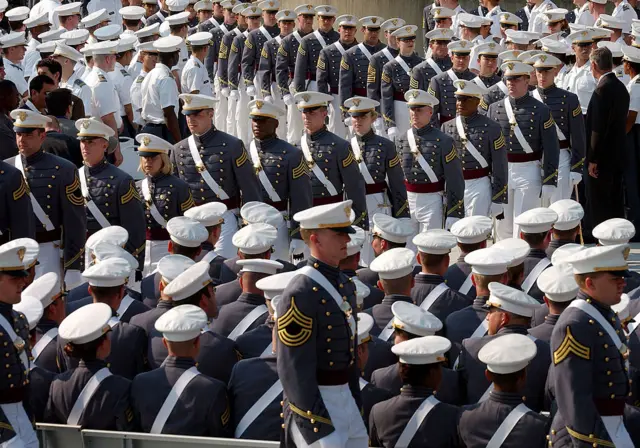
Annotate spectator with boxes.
[0,57,5,81]
[0,80,20,159]
[43,115,82,167]
[37,57,87,119]
[45,88,77,138]
[24,75,56,113]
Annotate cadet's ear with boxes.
[162,338,168,350]
[471,274,476,287]
[167,240,174,254]
[416,252,422,266]
[376,279,385,293]
[484,369,492,382]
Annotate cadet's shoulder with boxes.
[441,119,456,133]
[195,370,227,391]
[215,129,244,146]
[0,160,21,178]
[233,356,270,373]
[11,310,29,334]
[477,114,503,131]
[164,174,190,189]
[109,165,134,183]
[119,321,147,338]
[433,127,454,144]
[106,373,132,393]
[43,152,77,170]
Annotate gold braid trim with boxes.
[566,427,614,447]
[221,401,231,426]
[543,170,558,184]
[395,200,408,217]
[180,192,195,212]
[571,158,585,171]
[133,243,146,257]
[492,185,507,201]
[64,247,84,269]
[340,58,350,71]
[447,199,463,216]
[236,147,248,167]
[388,154,401,168]
[289,403,333,426]
[342,151,355,168]
[0,422,13,431]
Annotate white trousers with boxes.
[214,78,228,132]
[393,100,410,136]
[269,82,287,140]
[287,102,303,144]
[226,94,238,137]
[602,416,634,447]
[36,241,61,280]
[214,208,240,259]
[273,210,289,263]
[328,94,347,139]
[0,403,38,448]
[406,191,443,255]
[142,240,170,277]
[290,384,368,448]
[549,149,571,204]
[360,192,392,267]
[497,161,542,240]
[235,84,251,147]
[464,176,492,217]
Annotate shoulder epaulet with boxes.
[120,68,130,77]
[136,75,144,84]
[74,78,86,88]
[98,74,107,82]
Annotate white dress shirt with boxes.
[141,63,179,124]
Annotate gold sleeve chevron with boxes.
[367,65,376,84]
[572,105,581,117]
[410,77,418,89]
[480,98,488,111]
[292,158,308,179]
[66,176,84,206]
[236,146,248,167]
[340,58,350,71]
[277,298,313,347]
[381,72,391,84]
[180,191,195,212]
[230,43,238,53]
[278,45,288,57]
[445,147,457,163]
[553,326,591,365]
[427,86,436,97]
[494,134,505,150]
[297,44,306,56]
[544,115,555,129]
[221,401,231,426]
[13,176,29,201]
[317,56,326,70]
[342,150,355,168]
[388,153,401,168]
[121,181,141,205]
[245,39,253,50]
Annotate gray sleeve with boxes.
[287,149,312,240]
[316,48,329,94]
[441,138,465,219]
[256,41,273,97]
[383,140,409,218]
[293,38,309,93]
[338,51,354,108]
[337,141,369,230]
[227,36,242,90]
[540,106,560,186]
[380,62,395,127]
[568,93,586,174]
[241,33,258,87]
[489,126,508,205]
[275,38,291,95]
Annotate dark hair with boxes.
[172,242,201,259]
[63,332,108,360]
[117,50,133,59]
[239,249,272,259]
[180,285,210,306]
[373,234,406,249]
[521,231,547,247]
[552,227,578,240]
[399,362,440,386]
[190,44,208,53]
[590,46,613,71]
[626,60,640,75]
[124,19,141,27]
[487,369,525,392]
[90,284,123,302]
[458,241,485,254]
[394,328,421,341]
[36,58,62,80]
[169,23,187,33]
[29,75,55,95]
[0,80,18,96]
[159,51,179,67]
[45,88,74,117]
[9,21,24,31]
[506,262,524,285]
[418,252,447,270]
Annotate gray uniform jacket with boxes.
[409,56,452,93]
[317,40,357,96]
[397,124,465,219]
[0,160,34,243]
[410,273,472,325]
[360,379,394,430]
[275,30,308,96]
[458,390,549,447]
[250,136,313,240]
[369,385,462,448]
[487,94,560,187]
[82,159,146,269]
[33,319,64,373]
[228,355,281,441]
[482,79,508,112]
[235,318,274,359]
[457,325,551,411]
[275,257,361,446]
[211,292,268,338]
[66,293,148,323]
[242,25,279,89]
[550,292,631,446]
[356,266,421,290]
[216,278,242,306]
[422,4,437,53]
[367,46,399,105]
[530,303,550,328]
[475,73,501,89]
[535,85,586,174]
[171,126,262,206]
[27,365,54,422]
[130,356,230,436]
[362,335,397,381]
[228,32,248,91]
[343,268,384,311]
[365,294,414,337]
[129,299,170,337]
[135,173,195,241]
[441,111,508,204]
[428,69,477,126]
[44,359,134,430]
[444,296,489,367]
[6,151,85,271]
[444,256,476,299]
[292,29,339,93]
[339,41,386,107]
[546,239,574,259]
[381,53,424,127]
[256,34,283,97]
[522,249,550,302]
[145,9,168,27]
[216,28,242,89]
[207,22,237,80]
[0,304,31,402]
[528,313,559,343]
[295,128,368,229]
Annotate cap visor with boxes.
[329,225,356,234]
[137,150,162,157]
[3,269,29,278]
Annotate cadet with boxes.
[291,5,339,94]
[0,32,28,98]
[171,93,261,259]
[275,4,315,144]
[129,44,159,118]
[546,199,584,258]
[294,91,368,226]
[481,49,521,111]
[381,25,424,140]
[53,43,93,115]
[513,207,558,301]
[0,243,38,447]
[428,40,476,126]
[275,200,367,447]
[182,32,214,96]
[134,134,194,275]
[164,216,209,268]
[411,230,472,324]
[121,5,146,33]
[563,29,597,115]
[131,304,230,435]
[458,334,549,447]
[457,283,551,411]
[340,227,384,311]
[228,291,283,440]
[492,237,531,290]
[256,9,295,139]
[487,61,560,240]
[7,110,86,286]
[445,216,493,297]
[246,99,313,260]
[369,336,462,448]
[366,247,417,338]
[235,270,298,359]
[338,16,386,116]
[76,117,146,273]
[396,89,465,231]
[441,80,508,217]
[592,218,640,292]
[530,53,586,203]
[409,28,454,93]
[23,273,65,373]
[135,253,194,313]
[184,202,229,279]
[356,214,416,286]
[528,265,579,343]
[228,5,262,145]
[0,159,34,243]
[241,0,280,102]
[141,35,182,143]
[44,303,135,430]
[65,258,147,380]
[211,259,281,338]
[155,261,239,384]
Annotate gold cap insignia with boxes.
[17,111,27,122]
[624,246,631,260]
[540,55,547,62]
[183,95,192,104]
[391,19,398,25]
[459,81,466,89]
[434,8,440,14]
[411,91,419,99]
[581,30,588,37]
[405,26,412,32]
[488,42,496,48]
[460,41,467,48]
[507,62,514,70]
[81,119,90,129]
[269,1,274,6]
[344,204,352,218]
[17,248,25,262]
[502,13,509,19]
[371,17,377,23]
[306,4,313,10]
[142,136,151,146]
[324,6,330,12]
[285,11,290,15]
[352,98,361,106]
[255,100,264,109]
[302,93,310,102]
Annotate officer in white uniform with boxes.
[87,0,123,30]
[23,12,51,81]
[60,29,90,79]
[129,24,161,79]
[56,2,83,31]
[81,9,110,45]
[612,0,638,34]
[563,29,597,115]
[130,42,158,128]
[53,43,93,114]
[0,32,29,97]
[528,0,557,34]
[182,31,214,96]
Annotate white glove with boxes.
[289,239,306,256]
[388,126,399,139]
[541,185,556,201]
[373,117,384,135]
[570,172,582,186]
[490,202,503,218]
[64,269,83,290]
[246,85,257,97]
[283,94,293,106]
[229,90,239,101]
[264,95,274,104]
[344,116,352,127]
[445,217,460,230]
[221,87,230,98]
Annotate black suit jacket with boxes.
[586,72,630,171]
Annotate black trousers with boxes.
[585,164,624,232]
[140,123,175,144]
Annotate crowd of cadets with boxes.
[1,0,640,446]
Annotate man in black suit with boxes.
[585,46,629,233]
